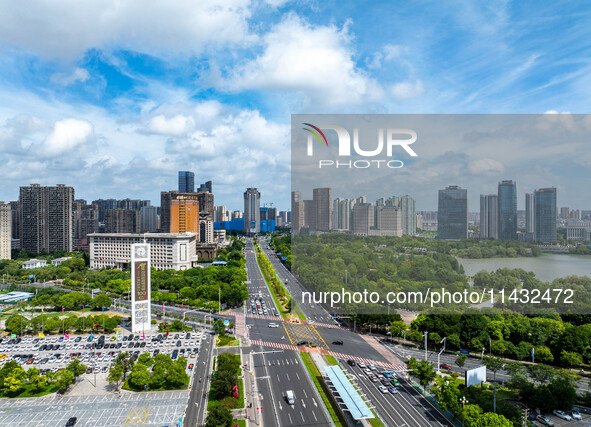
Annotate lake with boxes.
[459,253,590,282]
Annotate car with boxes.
[571,409,582,420]
[536,416,554,426]
[378,385,388,393]
[439,363,452,371]
[268,323,279,328]
[332,340,343,345]
[65,416,77,426]
[308,320,315,325]
[390,378,400,386]
[388,386,398,394]
[368,375,379,382]
[553,410,572,421]
[296,340,310,346]
[368,364,377,371]
[380,371,392,378]
[188,363,194,369]
[347,360,356,367]
[357,362,366,369]
[363,369,372,375]
[110,336,116,341]
[380,378,390,386]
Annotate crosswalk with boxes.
[235,310,246,338]
[245,314,348,330]
[251,339,406,371]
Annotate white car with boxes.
[571,409,582,420]
[378,385,388,394]
[553,410,572,421]
[268,323,279,328]
[357,362,367,369]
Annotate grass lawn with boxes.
[216,335,240,347]
[234,420,246,427]
[0,382,60,398]
[208,353,244,411]
[300,352,345,427]
[324,355,338,366]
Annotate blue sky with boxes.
[0,0,590,211]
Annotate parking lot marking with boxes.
[124,406,151,425]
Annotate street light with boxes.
[437,337,446,374]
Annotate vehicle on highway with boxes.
[332,340,343,345]
[368,374,379,382]
[439,363,452,370]
[390,378,400,386]
[357,362,366,369]
[380,371,392,378]
[296,340,310,346]
[388,386,398,394]
[286,390,295,405]
[571,409,582,420]
[268,323,279,328]
[347,360,356,366]
[378,385,388,394]
[537,416,554,426]
[553,410,571,421]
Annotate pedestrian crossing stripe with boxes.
[251,339,405,371]
[244,314,348,330]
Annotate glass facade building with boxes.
[437,185,467,240]
[498,180,517,241]
[178,171,195,193]
[534,187,557,243]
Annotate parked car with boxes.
[571,409,582,420]
[553,410,572,421]
[536,416,554,426]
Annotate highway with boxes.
[245,239,331,426]
[183,331,215,427]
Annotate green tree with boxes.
[128,363,151,390]
[150,364,166,389]
[527,364,555,384]
[92,294,112,310]
[432,376,461,415]
[210,369,236,400]
[167,361,189,387]
[482,356,504,381]
[113,352,134,380]
[474,412,513,427]
[549,376,577,410]
[213,319,226,336]
[107,364,124,390]
[137,353,153,368]
[455,355,467,369]
[406,357,436,394]
[66,358,87,379]
[205,404,233,427]
[55,369,75,391]
[534,346,554,363]
[560,350,582,367]
[462,404,482,426]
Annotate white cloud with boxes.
[467,158,505,176]
[390,80,425,99]
[146,114,195,137]
[0,0,253,59]
[225,14,384,107]
[43,118,94,156]
[50,68,90,85]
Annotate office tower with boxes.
[74,198,87,205]
[118,199,149,211]
[197,180,212,193]
[332,198,351,230]
[244,188,261,234]
[291,191,304,233]
[569,209,581,220]
[313,188,332,232]
[0,202,11,260]
[480,194,498,239]
[199,211,214,243]
[196,191,214,218]
[73,202,99,240]
[303,200,317,230]
[378,206,402,236]
[92,198,118,222]
[437,185,467,240]
[141,206,159,233]
[214,205,226,222]
[560,207,570,220]
[105,209,141,233]
[9,201,19,240]
[497,180,517,240]
[161,191,202,234]
[395,195,416,235]
[525,193,535,233]
[19,184,74,253]
[352,203,373,235]
[534,188,557,243]
[178,171,195,193]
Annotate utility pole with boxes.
[424,331,429,361]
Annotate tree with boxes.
[150,364,166,389]
[107,364,124,390]
[527,364,555,384]
[56,369,75,391]
[389,320,406,337]
[462,404,482,426]
[534,346,554,364]
[213,319,226,336]
[549,376,577,410]
[210,369,236,400]
[560,350,582,367]
[137,353,153,368]
[92,294,112,310]
[205,404,233,427]
[482,356,504,381]
[167,361,189,387]
[67,358,87,379]
[406,357,436,394]
[433,376,461,416]
[455,355,467,369]
[474,412,513,427]
[128,363,151,390]
[113,352,134,380]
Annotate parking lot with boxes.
[0,330,205,381]
[0,390,190,426]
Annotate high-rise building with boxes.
[569,209,581,220]
[199,211,214,243]
[303,199,317,231]
[291,191,304,233]
[105,209,141,234]
[73,202,99,240]
[437,185,467,240]
[140,206,159,233]
[560,207,570,220]
[497,180,517,241]
[118,199,150,211]
[0,202,11,260]
[178,171,195,193]
[525,193,535,240]
[480,194,498,239]
[9,201,19,240]
[534,187,557,243]
[197,180,212,193]
[19,184,74,253]
[214,205,227,222]
[91,198,118,222]
[332,198,350,230]
[352,203,373,235]
[394,195,416,235]
[313,188,332,232]
[244,188,261,234]
[377,206,402,236]
[196,191,214,218]
[161,191,203,236]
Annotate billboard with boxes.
[465,365,487,388]
[131,243,151,333]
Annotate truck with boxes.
[286,390,295,405]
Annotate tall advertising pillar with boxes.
[131,243,151,333]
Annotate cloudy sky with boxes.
[1,1,590,211]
